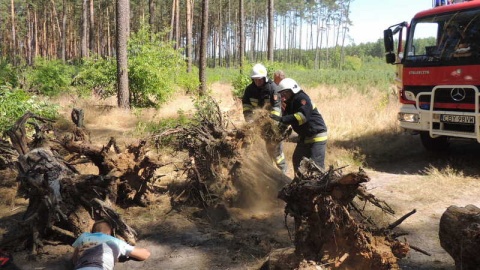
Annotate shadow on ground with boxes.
[333,131,480,177]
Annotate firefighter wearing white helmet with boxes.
[250,63,268,79]
[272,78,328,171]
[242,63,286,174]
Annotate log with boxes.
[439,204,480,270]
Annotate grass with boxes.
[297,84,402,170]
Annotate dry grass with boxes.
[52,83,406,174]
[282,85,403,170]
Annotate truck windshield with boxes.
[405,8,480,65]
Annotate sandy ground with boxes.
[2,82,480,269]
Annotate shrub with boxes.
[73,56,117,98]
[128,23,198,107]
[0,85,58,134]
[0,60,18,88]
[26,57,75,96]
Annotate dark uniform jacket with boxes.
[242,79,282,121]
[281,90,328,143]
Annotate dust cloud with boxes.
[233,132,291,214]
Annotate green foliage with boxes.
[128,23,198,107]
[0,60,18,88]
[342,56,362,71]
[0,85,58,134]
[176,67,200,94]
[72,56,117,98]
[231,62,282,98]
[26,58,75,96]
[232,72,251,98]
[139,109,192,146]
[216,60,394,96]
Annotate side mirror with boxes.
[384,29,394,53]
[384,29,396,64]
[385,52,396,64]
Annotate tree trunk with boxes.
[107,7,112,57]
[81,0,89,58]
[61,0,67,62]
[89,0,95,54]
[116,0,130,109]
[199,0,209,95]
[175,0,180,50]
[169,0,176,42]
[238,0,244,73]
[186,0,193,73]
[439,205,480,270]
[149,0,155,33]
[10,0,17,66]
[267,0,274,62]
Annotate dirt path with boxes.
[3,83,480,269]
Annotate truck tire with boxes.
[420,132,449,152]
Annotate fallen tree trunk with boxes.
[439,204,480,270]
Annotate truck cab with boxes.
[384,0,480,151]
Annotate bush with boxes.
[0,60,18,88]
[73,56,117,98]
[232,72,251,98]
[128,23,198,107]
[0,85,58,134]
[26,57,75,96]
[343,56,363,71]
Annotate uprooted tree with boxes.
[154,96,288,210]
[1,96,285,253]
[263,159,428,270]
[1,110,166,252]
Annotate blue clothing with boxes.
[72,232,135,270]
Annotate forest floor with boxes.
[2,83,480,270]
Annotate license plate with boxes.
[440,114,475,124]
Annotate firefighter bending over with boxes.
[242,63,287,174]
[272,78,328,172]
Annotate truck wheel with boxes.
[420,132,449,151]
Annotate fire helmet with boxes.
[250,64,268,79]
[278,78,301,94]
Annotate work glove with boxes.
[280,125,293,140]
[270,114,282,122]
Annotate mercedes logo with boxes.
[450,88,466,101]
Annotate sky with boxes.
[348,0,433,44]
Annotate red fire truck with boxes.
[384,0,480,150]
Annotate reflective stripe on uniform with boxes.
[294,112,307,125]
[249,98,259,107]
[271,110,281,116]
[271,106,281,116]
[275,153,285,164]
[304,132,328,144]
[243,104,253,111]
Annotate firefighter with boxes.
[271,78,328,172]
[242,63,287,174]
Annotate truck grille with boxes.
[406,85,479,112]
[408,85,480,136]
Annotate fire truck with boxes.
[384,0,480,150]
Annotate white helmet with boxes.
[278,78,301,94]
[250,63,268,79]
